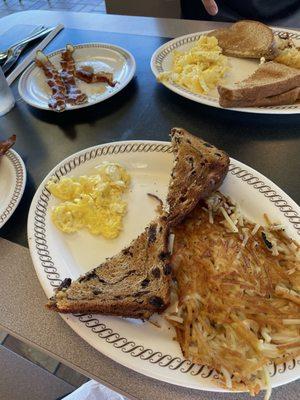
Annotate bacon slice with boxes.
[60,44,88,106]
[75,65,116,87]
[35,51,67,112]
[0,134,16,157]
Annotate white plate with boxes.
[0,149,26,228]
[28,140,300,392]
[19,43,136,111]
[151,27,300,114]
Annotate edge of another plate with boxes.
[18,42,136,111]
[150,27,300,115]
[0,149,26,228]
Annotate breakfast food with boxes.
[170,192,300,397]
[60,44,88,105]
[275,47,300,70]
[159,35,229,94]
[76,65,116,86]
[218,61,300,108]
[47,162,130,239]
[167,127,229,226]
[47,217,171,318]
[36,44,116,111]
[0,134,16,157]
[208,20,278,60]
[35,51,67,112]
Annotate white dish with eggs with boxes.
[18,43,136,111]
[151,27,300,114]
[28,140,300,393]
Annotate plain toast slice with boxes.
[167,128,229,226]
[47,218,170,318]
[219,86,300,108]
[218,62,300,102]
[208,20,277,60]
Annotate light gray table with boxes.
[0,10,299,400]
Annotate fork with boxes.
[0,25,52,65]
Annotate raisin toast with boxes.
[218,61,300,106]
[47,217,171,318]
[167,128,229,226]
[208,20,278,60]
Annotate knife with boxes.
[7,24,64,86]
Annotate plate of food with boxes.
[18,43,136,112]
[28,129,300,399]
[0,135,26,228]
[151,20,300,113]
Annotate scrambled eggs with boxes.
[159,36,229,94]
[47,162,130,239]
[275,47,300,69]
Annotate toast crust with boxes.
[218,62,300,102]
[167,128,229,226]
[47,217,170,318]
[209,20,278,60]
[219,86,300,108]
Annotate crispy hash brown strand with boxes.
[0,134,16,157]
[170,193,300,397]
[60,44,88,105]
[75,65,116,86]
[35,51,67,112]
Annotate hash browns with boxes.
[170,193,300,396]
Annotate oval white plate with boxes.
[151,27,300,114]
[19,43,136,111]
[0,149,26,228]
[28,140,300,392]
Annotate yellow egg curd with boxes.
[46,161,130,239]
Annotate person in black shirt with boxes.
[181,0,300,25]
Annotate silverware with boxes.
[7,24,64,86]
[0,25,53,66]
[2,26,46,73]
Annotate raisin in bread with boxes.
[167,128,229,226]
[47,217,171,319]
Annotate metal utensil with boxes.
[0,25,52,65]
[7,24,64,86]
[2,26,48,73]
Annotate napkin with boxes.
[63,380,128,400]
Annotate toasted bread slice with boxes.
[218,62,300,103]
[47,218,171,319]
[167,128,229,226]
[208,20,277,60]
[220,86,300,108]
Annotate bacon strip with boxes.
[0,134,16,157]
[60,44,88,106]
[75,65,116,87]
[35,51,67,112]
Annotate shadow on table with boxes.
[153,85,300,142]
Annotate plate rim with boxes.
[27,140,300,392]
[0,149,26,229]
[18,42,136,111]
[150,27,300,115]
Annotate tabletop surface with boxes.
[0,9,299,400]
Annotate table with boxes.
[0,10,299,400]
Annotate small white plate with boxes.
[151,27,300,114]
[19,43,136,111]
[0,149,26,228]
[28,140,300,393]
